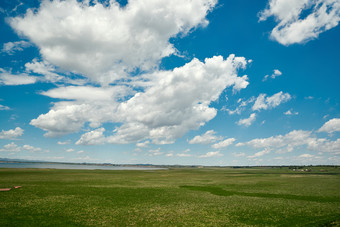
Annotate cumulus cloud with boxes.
[136,141,150,148]
[299,153,315,158]
[188,130,222,144]
[237,113,256,127]
[25,59,65,83]
[57,140,71,145]
[199,150,223,158]
[23,144,42,152]
[222,96,255,115]
[10,0,217,84]
[0,104,10,110]
[0,68,37,85]
[0,127,24,139]
[248,149,270,158]
[318,118,340,133]
[259,0,340,45]
[284,109,299,115]
[263,69,282,81]
[25,59,88,85]
[211,138,236,149]
[244,129,340,154]
[76,128,106,145]
[1,41,31,55]
[232,152,246,157]
[252,91,291,111]
[0,142,21,152]
[32,55,249,144]
[148,148,162,156]
[176,153,193,157]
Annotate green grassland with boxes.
[1,166,340,226]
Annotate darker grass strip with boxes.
[180,185,340,203]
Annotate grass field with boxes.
[1,166,340,226]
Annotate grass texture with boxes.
[1,166,339,226]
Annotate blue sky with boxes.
[0,0,339,166]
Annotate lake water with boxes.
[0,162,166,170]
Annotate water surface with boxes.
[0,162,166,170]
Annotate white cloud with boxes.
[136,141,150,148]
[232,152,246,157]
[32,54,249,144]
[148,148,162,156]
[211,138,236,149]
[0,127,24,140]
[77,150,84,154]
[23,144,42,152]
[0,68,37,85]
[0,142,21,152]
[188,130,222,144]
[318,118,340,133]
[222,96,255,115]
[57,140,71,145]
[76,128,106,145]
[0,104,10,110]
[259,0,340,45]
[299,153,315,158]
[1,41,31,55]
[252,91,291,111]
[199,150,223,158]
[66,148,74,152]
[237,113,256,127]
[176,153,193,157]
[248,149,270,158]
[263,69,282,81]
[244,129,340,154]
[25,59,65,83]
[25,59,88,85]
[10,0,217,84]
[176,149,193,157]
[284,109,299,115]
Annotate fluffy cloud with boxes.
[25,59,88,85]
[148,148,162,156]
[0,142,21,152]
[259,0,340,45]
[298,154,316,158]
[1,41,31,55]
[318,118,340,133]
[237,113,256,127]
[188,130,222,144]
[244,129,340,154]
[223,96,255,115]
[31,55,249,144]
[10,0,217,84]
[136,141,150,148]
[284,109,299,115]
[248,149,270,158]
[199,150,223,158]
[211,138,236,149]
[252,91,291,111]
[23,144,42,152]
[0,68,37,85]
[0,104,10,110]
[0,127,24,140]
[76,128,106,145]
[263,69,282,81]
[57,140,71,145]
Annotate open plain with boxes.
[1,166,339,226]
